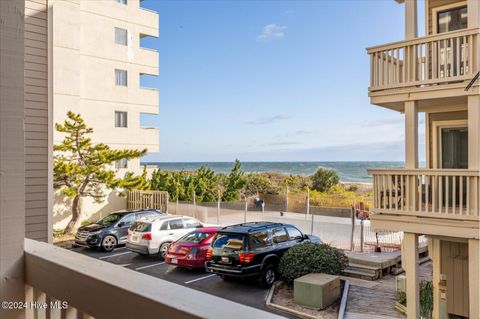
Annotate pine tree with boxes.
[221,159,246,201]
[54,111,147,234]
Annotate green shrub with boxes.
[278,242,348,284]
[420,281,433,319]
[311,168,340,192]
[395,281,433,318]
[396,291,407,306]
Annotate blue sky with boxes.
[140,0,426,162]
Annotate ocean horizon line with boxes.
[139,161,413,183]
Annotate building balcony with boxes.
[141,126,159,152]
[367,28,479,107]
[24,239,280,319]
[368,168,479,238]
[137,48,159,74]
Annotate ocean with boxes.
[142,161,405,183]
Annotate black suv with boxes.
[74,209,165,252]
[205,222,320,287]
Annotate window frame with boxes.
[115,27,128,46]
[115,158,128,169]
[432,2,468,35]
[115,69,128,87]
[114,111,128,128]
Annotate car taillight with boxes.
[239,253,256,264]
[186,247,199,259]
[142,233,152,240]
[206,247,213,260]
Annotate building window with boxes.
[115,111,127,127]
[437,6,467,33]
[115,0,127,5]
[115,158,128,169]
[115,27,128,46]
[115,69,127,86]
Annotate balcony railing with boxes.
[24,239,282,319]
[367,28,478,92]
[369,169,480,220]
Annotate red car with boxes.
[165,227,221,268]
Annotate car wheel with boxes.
[259,264,276,288]
[159,242,171,259]
[101,235,117,252]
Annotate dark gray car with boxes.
[74,209,165,252]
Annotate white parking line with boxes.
[184,274,216,285]
[135,262,165,271]
[98,251,134,260]
[119,264,131,267]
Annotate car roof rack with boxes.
[221,221,285,232]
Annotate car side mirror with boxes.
[303,234,309,240]
[117,222,125,227]
[196,224,203,228]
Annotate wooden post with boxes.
[405,0,418,40]
[285,186,289,212]
[0,1,27,316]
[405,101,419,212]
[306,188,310,218]
[176,198,179,215]
[217,189,221,225]
[350,203,356,251]
[404,233,420,319]
[244,197,248,223]
[193,190,196,218]
[166,194,169,214]
[310,213,314,235]
[261,199,265,220]
[469,239,480,319]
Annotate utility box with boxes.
[293,273,340,309]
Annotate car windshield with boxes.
[212,233,245,251]
[178,231,212,244]
[95,213,124,227]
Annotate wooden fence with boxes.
[127,190,169,212]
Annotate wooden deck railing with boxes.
[24,239,281,319]
[367,28,478,92]
[368,169,480,220]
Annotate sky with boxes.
[140,0,426,163]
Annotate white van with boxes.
[126,215,210,258]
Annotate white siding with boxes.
[25,0,49,242]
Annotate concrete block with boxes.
[293,273,340,309]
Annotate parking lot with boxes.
[70,245,290,317]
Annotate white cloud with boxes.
[246,114,291,125]
[256,24,287,41]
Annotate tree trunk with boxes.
[64,195,81,234]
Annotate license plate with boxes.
[221,257,230,263]
[171,258,177,264]
[132,236,138,242]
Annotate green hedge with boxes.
[278,242,348,284]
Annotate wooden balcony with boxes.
[367,28,478,93]
[369,169,480,222]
